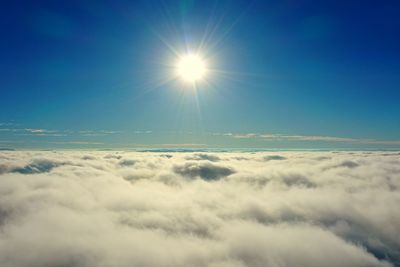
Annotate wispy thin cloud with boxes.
[24,128,57,133]
[230,133,400,145]
[0,122,19,127]
[133,130,153,134]
[0,126,123,137]
[231,133,258,139]
[0,128,19,132]
[78,130,122,136]
[15,133,67,137]
[159,143,206,147]
[49,141,104,145]
[0,140,24,143]
[0,128,60,134]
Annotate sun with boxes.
[177,54,206,82]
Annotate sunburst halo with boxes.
[176,54,207,83]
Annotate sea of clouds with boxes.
[0,150,399,267]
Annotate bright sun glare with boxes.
[177,54,206,82]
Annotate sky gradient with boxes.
[1,0,400,149]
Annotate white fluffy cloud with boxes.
[0,150,399,267]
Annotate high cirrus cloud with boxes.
[0,150,399,267]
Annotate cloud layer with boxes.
[0,150,399,267]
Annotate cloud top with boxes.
[0,150,399,267]
[174,161,235,180]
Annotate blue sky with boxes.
[1,0,400,149]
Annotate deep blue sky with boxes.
[1,0,400,149]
